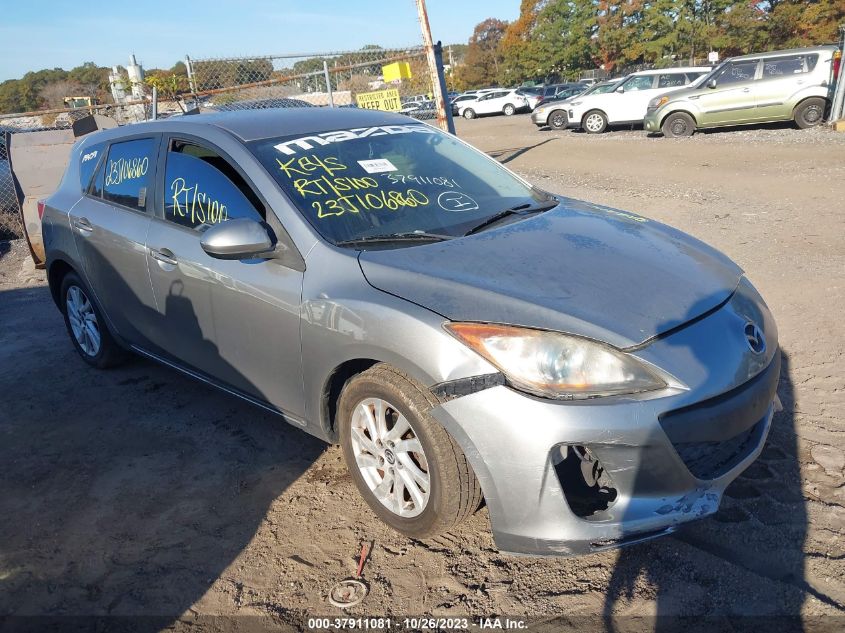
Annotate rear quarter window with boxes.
[79,143,105,193]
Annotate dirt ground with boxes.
[1,116,844,631]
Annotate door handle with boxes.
[742,88,751,93]
[149,247,178,266]
[72,217,93,233]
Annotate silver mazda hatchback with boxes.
[43,108,779,555]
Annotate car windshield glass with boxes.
[250,123,551,245]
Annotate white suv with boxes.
[458,89,529,119]
[566,67,710,133]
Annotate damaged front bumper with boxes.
[429,283,780,556]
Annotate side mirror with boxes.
[707,79,717,89]
[615,86,625,93]
[200,218,274,260]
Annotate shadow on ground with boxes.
[0,284,325,627]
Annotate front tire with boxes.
[661,112,696,138]
[582,110,608,134]
[463,108,476,120]
[549,110,568,130]
[794,98,826,129]
[338,364,482,539]
[61,272,126,368]
[503,103,516,116]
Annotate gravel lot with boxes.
[1,116,843,630]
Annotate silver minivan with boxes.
[43,108,780,555]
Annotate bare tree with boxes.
[39,80,88,109]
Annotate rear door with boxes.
[755,54,810,121]
[143,134,305,416]
[696,59,760,126]
[69,135,159,346]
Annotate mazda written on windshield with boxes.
[42,108,779,555]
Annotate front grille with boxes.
[659,355,780,480]
[672,417,765,480]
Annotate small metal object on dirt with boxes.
[328,579,368,609]
[327,541,373,609]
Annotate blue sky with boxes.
[0,0,520,81]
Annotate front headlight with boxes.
[649,96,670,110]
[445,323,666,400]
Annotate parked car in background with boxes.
[520,83,587,111]
[43,107,780,556]
[458,89,529,119]
[644,45,840,137]
[451,93,479,115]
[531,80,620,129]
[567,67,710,133]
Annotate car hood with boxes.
[358,198,742,349]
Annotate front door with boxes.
[144,137,305,417]
[69,136,159,346]
[695,59,760,126]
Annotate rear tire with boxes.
[549,110,568,130]
[582,110,608,134]
[661,112,696,138]
[338,364,482,539]
[503,104,516,116]
[60,272,126,369]
[463,108,476,120]
[794,98,826,129]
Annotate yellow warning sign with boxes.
[356,88,402,112]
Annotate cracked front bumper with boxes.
[429,281,780,556]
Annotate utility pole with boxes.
[415,0,453,133]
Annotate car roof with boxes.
[630,67,711,76]
[80,107,424,144]
[729,45,839,61]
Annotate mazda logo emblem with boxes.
[744,322,766,354]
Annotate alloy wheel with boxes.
[349,397,430,518]
[585,113,604,132]
[66,285,101,357]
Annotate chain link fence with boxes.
[184,46,439,120]
[0,102,151,240]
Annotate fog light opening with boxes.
[553,445,618,518]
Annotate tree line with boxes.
[452,0,845,89]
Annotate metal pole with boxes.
[185,55,197,94]
[151,86,158,120]
[415,0,450,133]
[323,60,335,107]
[829,26,845,122]
[433,42,455,135]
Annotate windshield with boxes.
[250,123,550,245]
[586,81,619,96]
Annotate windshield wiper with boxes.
[335,231,452,247]
[463,199,558,237]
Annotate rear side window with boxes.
[79,143,104,193]
[163,140,264,231]
[657,73,686,88]
[762,56,806,78]
[102,138,157,210]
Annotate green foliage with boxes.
[457,0,845,88]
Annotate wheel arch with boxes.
[47,258,76,308]
[321,358,382,443]
[660,108,698,129]
[792,95,830,116]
